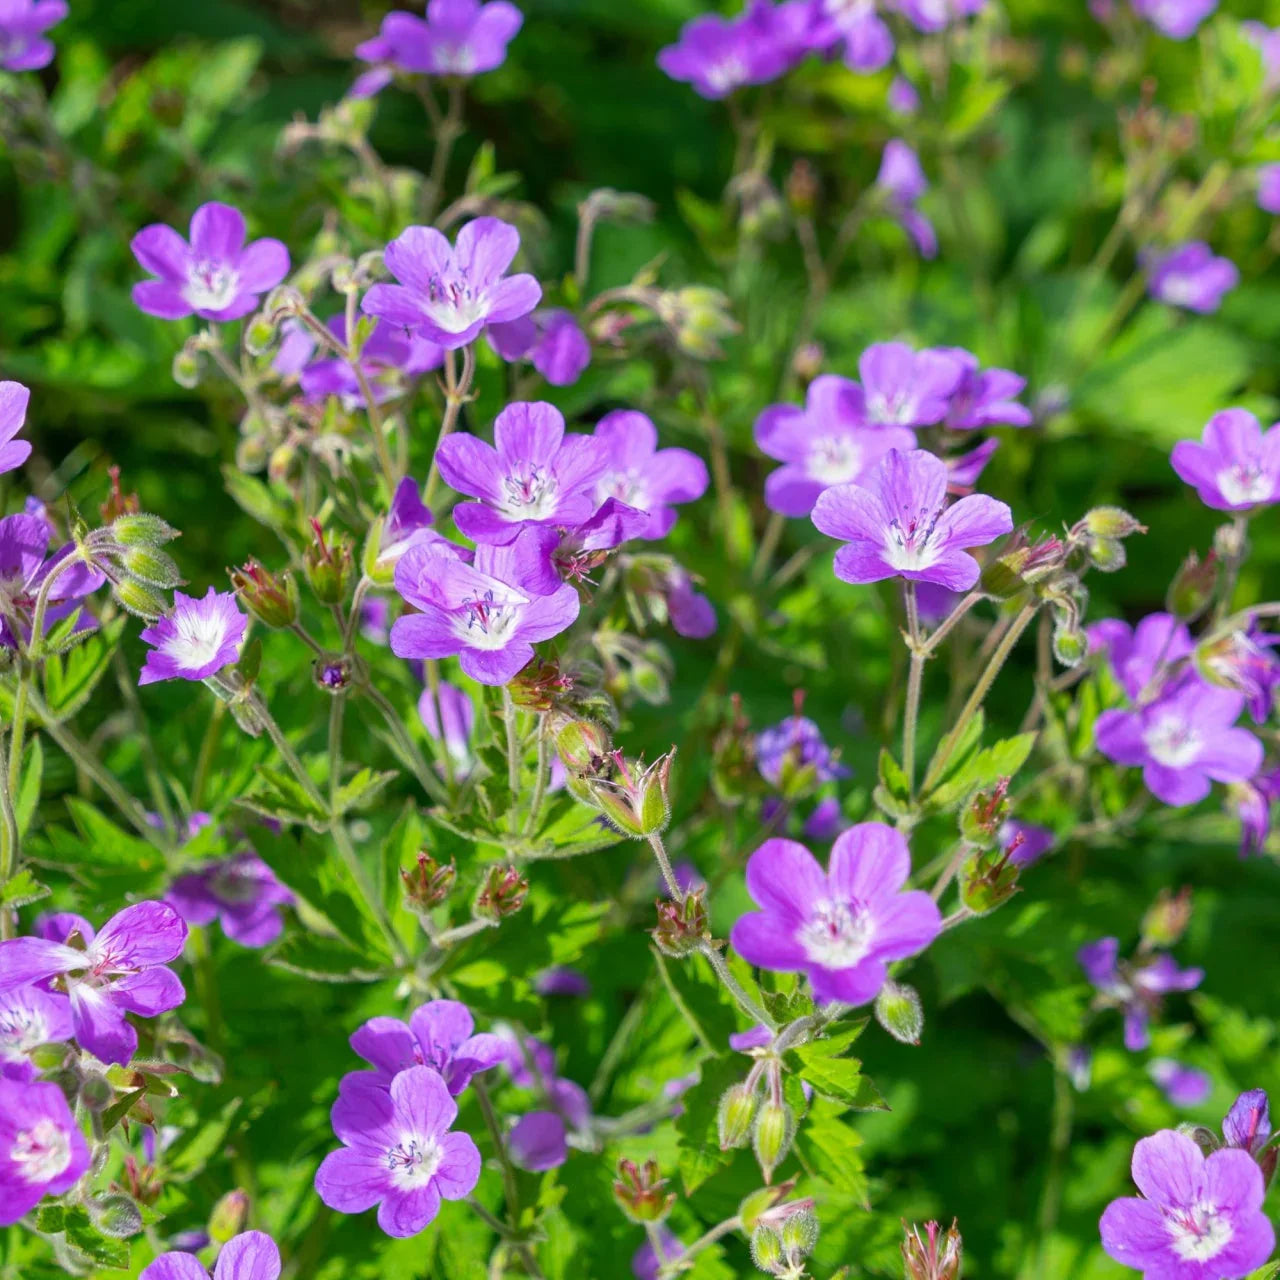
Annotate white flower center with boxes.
[797,898,874,969]
[0,1005,50,1060]
[826,0,875,22]
[1143,714,1202,767]
[1217,462,1272,507]
[882,510,942,572]
[1156,274,1201,308]
[422,271,489,334]
[808,435,864,485]
[162,609,231,672]
[500,466,559,520]
[385,1134,442,1190]
[454,589,526,651]
[433,45,475,74]
[866,390,916,426]
[11,1119,72,1185]
[705,56,749,93]
[1166,1202,1234,1262]
[211,862,260,905]
[598,471,649,511]
[184,261,240,312]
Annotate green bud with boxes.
[780,1208,819,1260]
[113,579,169,621]
[717,1082,758,1150]
[121,546,183,588]
[1140,886,1193,950]
[86,1194,143,1240]
[959,848,1020,916]
[752,1100,794,1182]
[750,1225,784,1274]
[172,347,202,389]
[875,980,924,1046]
[229,560,299,629]
[1167,549,1219,621]
[1087,536,1126,573]
[554,718,612,774]
[208,1189,250,1243]
[303,523,354,606]
[1052,619,1088,668]
[112,514,179,547]
[1081,506,1145,539]
[244,316,278,357]
[79,1073,114,1112]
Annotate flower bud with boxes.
[111,513,179,547]
[121,546,183,589]
[244,315,278,357]
[1086,537,1126,573]
[473,864,528,922]
[1140,886,1193,950]
[785,159,820,217]
[958,847,1019,916]
[651,890,710,957]
[554,718,611,774]
[229,560,299,629]
[1052,616,1088,668]
[791,341,824,386]
[902,1219,963,1280]
[1214,519,1247,563]
[717,1082,759,1150]
[173,346,203,389]
[752,1100,794,1182]
[612,1158,675,1223]
[1080,506,1145,539]
[580,187,657,227]
[208,1189,250,1243]
[875,980,924,1046]
[314,656,352,692]
[508,656,573,710]
[656,286,739,360]
[584,751,674,838]
[113,579,169,621]
[79,1073,114,1112]
[750,1226,784,1274]
[98,466,141,524]
[1167,550,1218,621]
[959,779,1010,846]
[779,1205,819,1262]
[401,850,456,912]
[86,1194,143,1240]
[303,521,354,605]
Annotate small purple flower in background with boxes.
[498,1030,556,1087]
[754,375,914,517]
[418,680,475,776]
[1147,242,1239,314]
[131,203,289,323]
[490,310,592,386]
[299,316,443,408]
[858,343,962,429]
[437,401,607,544]
[661,564,717,639]
[730,823,942,1004]
[1231,766,1280,856]
[935,348,1033,430]
[1095,675,1263,807]
[1244,21,1280,89]
[1078,936,1202,1051]
[140,1231,281,1280]
[592,410,709,538]
[728,1024,773,1053]
[0,513,105,651]
[0,902,187,1066]
[1130,0,1217,39]
[535,967,591,998]
[1148,1059,1211,1108]
[1257,164,1280,216]
[347,1000,505,1095]
[316,1067,481,1237]
[0,0,67,72]
[272,319,315,379]
[999,819,1053,868]
[376,477,458,574]
[1100,1129,1272,1278]
[0,985,73,1081]
[657,0,809,98]
[1223,1089,1271,1157]
[0,381,32,475]
[756,714,850,790]
[898,0,986,32]
[1197,619,1280,724]
[391,533,580,685]
[808,0,894,73]
[812,447,1013,591]
[946,437,1000,492]
[0,1077,90,1225]
[139,588,248,686]
[1170,409,1280,513]
[508,1111,567,1172]
[875,142,937,258]
[1087,613,1193,702]
[633,1227,685,1280]
[888,75,920,115]
[166,853,294,948]
[362,217,540,350]
[803,796,847,841]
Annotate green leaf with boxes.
[267,932,396,983]
[15,736,42,835]
[240,765,328,829]
[42,617,126,721]
[923,731,1037,811]
[61,1207,130,1269]
[100,1087,147,1135]
[792,1020,886,1111]
[334,767,398,815]
[877,748,910,802]
[793,1100,870,1207]
[1,868,50,909]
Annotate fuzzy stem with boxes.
[646,832,682,899]
[902,582,924,797]
[699,942,775,1031]
[424,344,476,506]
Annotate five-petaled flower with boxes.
[1147,241,1239,314]
[0,1077,90,1226]
[592,410,709,539]
[139,588,248,685]
[1077,935,1202,1051]
[140,1230,281,1280]
[730,822,942,1004]
[166,853,295,949]
[1170,409,1280,512]
[0,0,68,72]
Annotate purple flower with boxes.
[0,513,104,651]
[657,0,810,98]
[1231,767,1280,857]
[754,375,914,517]
[272,320,315,378]
[0,985,73,1081]
[592,410,709,539]
[361,217,540,350]
[140,1231,280,1280]
[999,819,1053,868]
[1095,676,1263,807]
[1088,613,1194,702]
[1131,0,1217,39]
[756,715,851,789]
[1258,164,1280,215]
[315,1066,480,1237]
[0,0,67,72]
[858,343,963,429]
[392,533,579,685]
[437,401,607,544]
[1148,1059,1211,1108]
[946,437,1000,490]
[354,0,521,90]
[1147,242,1239,314]
[490,310,592,387]
[812,447,1013,591]
[934,348,1033,430]
[730,823,943,1004]
[888,75,920,115]
[346,1000,505,1095]
[876,142,937,258]
[1244,21,1280,89]
[0,381,32,475]
[1100,1129,1273,1278]
[300,316,444,408]
[508,1111,567,1171]
[728,1024,773,1052]
[633,1227,685,1280]
[139,588,248,686]
[1170,409,1280,512]
[131,203,289,323]
[498,1031,556,1087]
[809,0,894,73]
[0,902,186,1066]
[535,967,591,997]
[663,564,717,639]
[166,853,294,948]
[418,680,475,776]
[377,476,458,574]
[803,796,848,841]
[898,0,986,32]
[1198,619,1280,724]
[1078,937,1203,1051]
[0,1077,90,1225]
[1223,1089,1271,1155]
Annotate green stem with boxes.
[0,729,19,940]
[357,682,450,806]
[902,582,924,797]
[646,832,682,900]
[699,942,774,1031]
[521,717,549,839]
[1031,1062,1074,1276]
[111,649,174,833]
[190,701,226,810]
[424,344,476,506]
[473,1078,546,1280]
[503,688,521,817]
[424,81,465,220]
